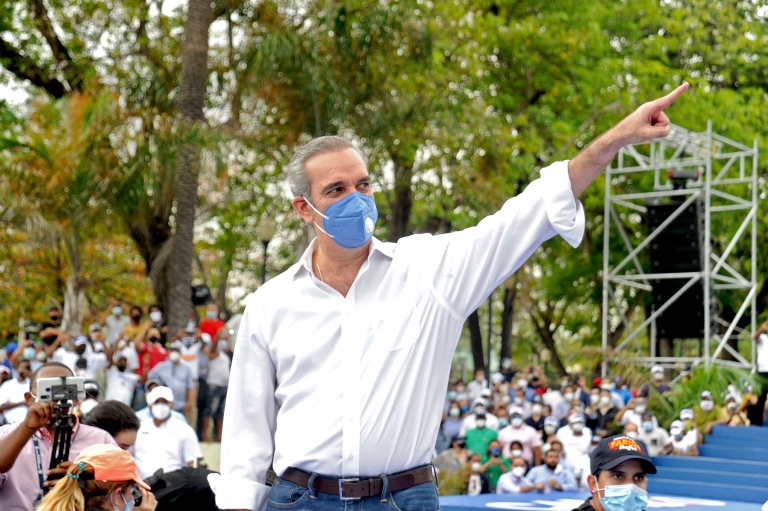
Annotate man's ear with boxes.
[292,196,315,224]
[587,473,598,494]
[24,391,35,406]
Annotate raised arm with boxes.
[568,83,689,197]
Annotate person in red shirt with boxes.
[134,325,168,379]
[199,303,225,340]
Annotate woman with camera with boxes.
[38,444,157,511]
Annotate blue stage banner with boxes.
[439,492,765,511]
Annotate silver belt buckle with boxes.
[339,477,360,500]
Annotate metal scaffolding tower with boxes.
[602,121,759,374]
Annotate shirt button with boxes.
[348,454,353,460]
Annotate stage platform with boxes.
[439,492,766,510]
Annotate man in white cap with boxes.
[649,365,670,394]
[556,413,592,463]
[460,402,499,436]
[669,420,699,456]
[133,385,202,479]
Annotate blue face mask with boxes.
[446,391,458,401]
[498,418,509,428]
[598,483,648,511]
[307,192,378,249]
[23,347,36,360]
[641,421,653,433]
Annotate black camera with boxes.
[132,484,143,506]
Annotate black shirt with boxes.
[40,321,61,346]
[573,497,597,511]
[526,415,545,431]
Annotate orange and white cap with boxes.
[75,444,151,490]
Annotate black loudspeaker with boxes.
[646,199,710,339]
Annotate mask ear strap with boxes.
[303,198,334,239]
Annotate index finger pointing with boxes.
[654,82,690,109]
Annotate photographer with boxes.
[0,362,118,511]
[37,443,156,511]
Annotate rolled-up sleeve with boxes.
[216,297,277,511]
[431,160,585,318]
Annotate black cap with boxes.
[589,435,657,475]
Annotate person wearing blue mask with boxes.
[572,434,656,511]
[219,82,691,511]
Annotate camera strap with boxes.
[32,435,44,507]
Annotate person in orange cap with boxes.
[37,444,157,511]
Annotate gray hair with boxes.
[287,136,368,201]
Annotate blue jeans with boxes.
[266,469,439,510]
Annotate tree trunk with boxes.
[166,0,212,334]
[499,287,516,361]
[61,239,85,336]
[217,265,231,321]
[387,157,413,242]
[467,309,485,374]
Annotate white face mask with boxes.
[511,466,526,478]
[511,417,524,428]
[700,400,714,412]
[544,425,556,435]
[514,396,525,406]
[36,351,48,362]
[652,372,664,381]
[500,395,511,405]
[600,396,612,407]
[517,379,528,389]
[217,340,229,352]
[470,462,482,472]
[476,419,486,429]
[626,431,638,439]
[572,422,584,433]
[150,311,163,322]
[499,384,509,394]
[634,404,646,414]
[112,306,123,316]
[727,402,738,412]
[511,449,523,458]
[169,351,181,363]
[532,404,543,415]
[449,407,460,417]
[151,403,171,421]
[590,394,600,405]
[564,392,574,402]
[502,360,512,369]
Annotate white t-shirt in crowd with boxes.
[133,416,202,479]
[757,333,768,372]
[81,346,108,380]
[0,378,30,424]
[121,343,140,373]
[52,348,80,373]
[637,427,672,457]
[556,425,592,462]
[619,409,643,428]
[671,430,698,455]
[496,472,533,494]
[105,314,131,347]
[179,343,202,380]
[105,366,140,406]
[206,352,231,387]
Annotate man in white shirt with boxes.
[133,386,202,479]
[669,420,699,456]
[496,456,541,494]
[218,84,689,511]
[104,303,131,347]
[556,413,592,463]
[467,370,488,404]
[202,339,231,442]
[637,412,673,457]
[105,354,140,406]
[0,359,31,424]
[615,396,647,428]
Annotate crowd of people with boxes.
[0,301,232,443]
[433,360,767,495]
[0,301,234,509]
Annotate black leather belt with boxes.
[281,465,435,500]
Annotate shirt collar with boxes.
[37,415,80,443]
[289,236,394,280]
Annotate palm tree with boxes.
[165,0,213,333]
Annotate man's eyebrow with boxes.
[357,176,371,184]
[321,181,346,194]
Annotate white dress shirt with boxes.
[496,472,533,494]
[556,425,593,462]
[217,161,585,510]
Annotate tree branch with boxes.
[27,0,81,91]
[0,37,67,98]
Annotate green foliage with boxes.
[647,365,768,429]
